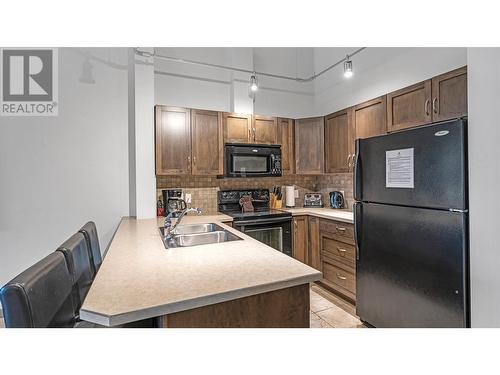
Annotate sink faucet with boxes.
[164,203,202,238]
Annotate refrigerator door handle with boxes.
[354,202,362,261]
[353,139,362,201]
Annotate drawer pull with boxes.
[336,227,346,232]
[336,274,347,280]
[337,247,347,256]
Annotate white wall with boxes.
[0,47,130,286]
[132,49,156,219]
[314,47,467,115]
[467,48,500,327]
[154,47,315,118]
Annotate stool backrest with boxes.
[57,232,94,316]
[0,252,76,328]
[79,221,102,273]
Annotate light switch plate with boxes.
[294,189,299,198]
[185,193,192,204]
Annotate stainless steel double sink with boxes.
[159,223,243,249]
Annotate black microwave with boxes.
[224,143,282,178]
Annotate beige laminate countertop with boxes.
[80,214,321,326]
[280,208,354,223]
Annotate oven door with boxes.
[234,217,292,257]
[225,144,281,177]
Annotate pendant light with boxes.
[250,74,258,91]
[343,55,353,78]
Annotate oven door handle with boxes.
[234,217,291,226]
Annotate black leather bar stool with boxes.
[0,252,77,328]
[78,222,102,273]
[56,232,94,318]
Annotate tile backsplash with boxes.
[156,173,354,212]
[316,173,354,210]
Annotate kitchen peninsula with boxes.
[80,215,321,328]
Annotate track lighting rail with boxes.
[134,47,366,82]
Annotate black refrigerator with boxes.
[353,118,469,328]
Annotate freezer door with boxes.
[354,119,467,210]
[356,203,469,328]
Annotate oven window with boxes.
[244,226,283,251]
[232,155,268,173]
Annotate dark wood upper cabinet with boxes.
[252,115,278,144]
[223,112,252,143]
[431,66,467,122]
[325,108,354,173]
[353,96,387,140]
[293,216,308,264]
[191,109,223,175]
[294,116,324,174]
[155,106,191,175]
[387,80,432,132]
[277,117,294,174]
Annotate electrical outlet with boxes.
[294,189,299,199]
[185,193,192,204]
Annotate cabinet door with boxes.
[223,112,252,143]
[308,216,321,271]
[155,106,191,175]
[294,117,325,174]
[353,96,387,140]
[191,109,223,175]
[325,108,354,173]
[293,216,308,264]
[277,118,294,174]
[431,66,467,122]
[253,115,277,144]
[387,80,432,132]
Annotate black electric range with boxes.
[218,189,292,256]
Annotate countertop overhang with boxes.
[280,207,354,223]
[80,214,321,326]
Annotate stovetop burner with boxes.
[218,189,291,221]
[226,209,291,220]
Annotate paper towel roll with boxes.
[285,185,295,208]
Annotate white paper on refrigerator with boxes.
[386,148,414,188]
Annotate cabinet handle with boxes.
[425,99,430,116]
[433,97,438,114]
[187,156,191,171]
[193,156,196,164]
[248,128,251,140]
[336,274,347,281]
[337,247,347,256]
[347,154,352,170]
[336,226,346,232]
[253,127,256,141]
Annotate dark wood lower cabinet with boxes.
[292,215,356,305]
[319,219,356,304]
[293,216,308,263]
[308,216,321,270]
[160,284,310,328]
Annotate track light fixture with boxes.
[344,55,353,78]
[250,74,258,91]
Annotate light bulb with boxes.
[250,75,258,92]
[344,58,353,78]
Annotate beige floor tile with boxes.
[311,283,356,316]
[310,290,336,313]
[310,312,333,328]
[316,305,364,328]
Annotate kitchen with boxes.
[1,2,500,371]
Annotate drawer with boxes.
[321,235,355,268]
[320,219,354,243]
[322,260,356,295]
